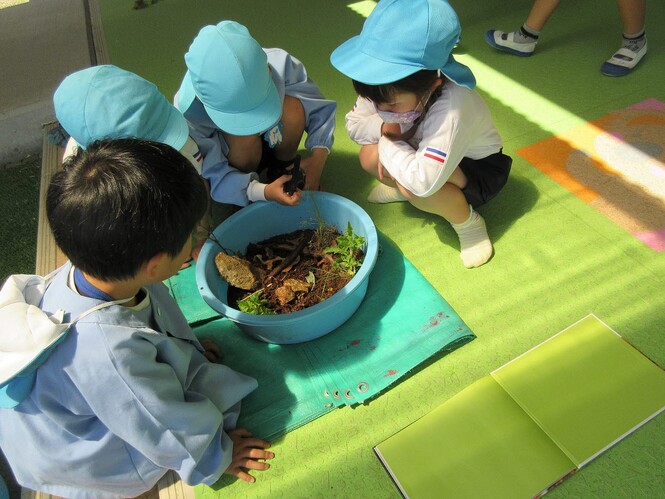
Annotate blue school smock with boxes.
[0,262,257,498]
[176,48,336,207]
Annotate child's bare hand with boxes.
[226,428,274,483]
[200,339,223,363]
[381,122,401,137]
[265,174,302,206]
[377,159,397,183]
[299,150,327,191]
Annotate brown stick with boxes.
[266,234,310,279]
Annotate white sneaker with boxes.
[601,38,647,76]
[485,29,536,57]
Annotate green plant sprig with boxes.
[324,222,365,276]
[237,290,276,315]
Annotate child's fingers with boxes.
[229,428,273,451]
[200,339,221,355]
[279,189,301,206]
[236,437,273,452]
[203,351,218,363]
[239,446,274,460]
[241,457,271,471]
[230,427,253,438]
[232,469,258,483]
[199,339,222,362]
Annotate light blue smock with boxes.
[176,48,336,207]
[0,262,257,498]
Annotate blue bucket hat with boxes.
[53,65,189,150]
[176,21,282,136]
[330,0,475,89]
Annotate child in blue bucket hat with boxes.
[54,65,213,261]
[0,140,272,497]
[331,0,512,268]
[175,20,337,207]
[54,65,203,173]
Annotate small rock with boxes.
[275,286,295,306]
[215,252,261,290]
[274,279,311,305]
[283,279,310,293]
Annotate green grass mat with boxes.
[0,156,40,283]
[98,0,665,496]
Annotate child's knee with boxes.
[223,133,263,172]
[280,96,305,141]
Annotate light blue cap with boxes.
[330,0,475,89]
[176,21,281,136]
[53,65,189,150]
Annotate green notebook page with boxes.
[374,376,575,498]
[491,315,665,466]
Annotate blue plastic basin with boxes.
[196,192,378,344]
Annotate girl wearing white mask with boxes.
[331,0,512,268]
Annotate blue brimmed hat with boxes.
[54,65,189,150]
[330,0,475,89]
[176,21,281,136]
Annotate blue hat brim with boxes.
[331,35,475,90]
[440,55,476,90]
[177,70,282,136]
[330,35,420,85]
[176,71,197,117]
[158,104,190,151]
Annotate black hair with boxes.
[46,138,208,281]
[352,69,445,142]
[353,69,441,104]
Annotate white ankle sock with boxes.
[515,24,540,42]
[367,184,407,204]
[450,206,493,268]
[622,29,646,52]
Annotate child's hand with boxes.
[226,428,274,483]
[199,339,223,363]
[265,174,302,206]
[377,159,396,183]
[299,148,328,191]
[381,122,401,138]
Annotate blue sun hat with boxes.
[176,21,282,136]
[330,0,475,89]
[54,65,189,150]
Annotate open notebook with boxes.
[374,315,665,498]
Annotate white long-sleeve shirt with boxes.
[345,83,502,197]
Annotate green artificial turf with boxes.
[0,155,40,283]
[88,0,665,496]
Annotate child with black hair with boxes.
[331,0,512,268]
[0,139,273,497]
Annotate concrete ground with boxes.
[0,0,94,166]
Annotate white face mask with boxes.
[375,107,423,124]
[374,90,432,124]
[179,136,203,174]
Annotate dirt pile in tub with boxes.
[215,224,365,314]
